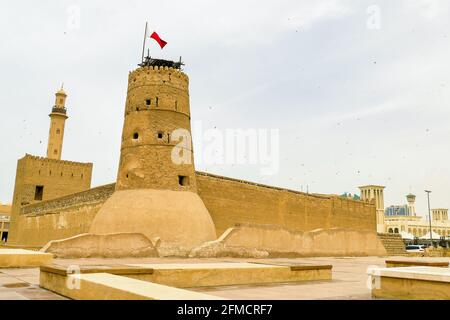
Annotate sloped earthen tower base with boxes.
[89,189,217,256]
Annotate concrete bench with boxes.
[386,259,449,268]
[0,249,53,268]
[44,272,222,300]
[40,262,332,299]
[124,262,332,288]
[369,266,450,300]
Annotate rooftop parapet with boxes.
[22,154,93,167]
[138,56,184,69]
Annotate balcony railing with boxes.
[52,107,66,114]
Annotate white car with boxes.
[405,245,427,252]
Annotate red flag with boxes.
[150,32,167,49]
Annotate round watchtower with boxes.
[90,59,216,253]
[116,65,196,192]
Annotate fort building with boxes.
[7,89,93,245]
[6,57,386,257]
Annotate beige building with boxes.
[0,203,11,242]
[385,197,450,238]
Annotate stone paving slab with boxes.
[0,290,28,300]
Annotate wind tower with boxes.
[46,86,68,160]
[359,185,386,233]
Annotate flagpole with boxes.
[141,22,148,63]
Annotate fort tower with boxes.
[115,59,196,191]
[89,57,216,253]
[46,87,68,160]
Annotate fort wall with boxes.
[8,184,114,246]
[196,172,377,236]
[7,172,376,247]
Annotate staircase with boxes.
[378,233,407,256]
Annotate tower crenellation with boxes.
[125,67,190,117]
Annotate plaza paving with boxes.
[0,256,449,300]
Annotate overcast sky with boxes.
[1,0,449,217]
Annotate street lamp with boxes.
[425,190,433,247]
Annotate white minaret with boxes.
[406,194,416,216]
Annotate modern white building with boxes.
[384,195,450,238]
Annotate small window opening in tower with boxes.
[81,174,83,179]
[126,173,129,178]
[133,132,139,140]
[54,149,58,155]
[71,173,74,178]
[175,101,178,110]
[56,129,61,134]
[34,186,44,201]
[167,133,171,142]
[157,132,163,139]
[178,176,189,186]
[49,170,52,176]
[60,172,63,177]
[155,97,159,106]
[146,99,151,106]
